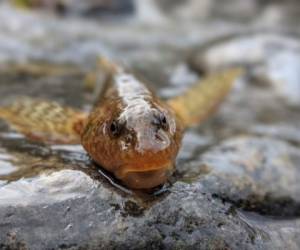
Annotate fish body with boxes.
[0,59,242,189]
[81,62,183,188]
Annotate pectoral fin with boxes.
[0,98,88,144]
[167,68,243,127]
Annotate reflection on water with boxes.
[0,169,98,206]
[0,150,17,175]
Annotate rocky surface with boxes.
[0,0,300,249]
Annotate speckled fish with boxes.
[0,58,242,189]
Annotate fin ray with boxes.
[167,68,243,127]
[0,98,87,144]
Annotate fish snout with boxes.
[136,128,171,153]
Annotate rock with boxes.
[0,170,98,206]
[249,123,300,145]
[153,0,259,21]
[190,34,300,72]
[196,136,300,216]
[10,0,135,17]
[159,63,199,99]
[0,169,279,249]
[190,33,300,106]
[1,137,300,249]
[256,2,300,28]
[260,50,300,106]
[210,0,259,21]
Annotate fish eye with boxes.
[160,114,169,130]
[153,113,169,131]
[109,120,123,137]
[161,115,167,125]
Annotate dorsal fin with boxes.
[97,57,122,75]
[85,57,123,104]
[0,98,88,144]
[167,68,243,127]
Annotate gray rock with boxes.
[1,136,300,249]
[190,33,300,106]
[198,137,300,214]
[0,169,275,250]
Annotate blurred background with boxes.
[0,1,300,249]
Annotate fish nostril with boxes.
[155,133,163,142]
[160,115,168,131]
[154,130,170,146]
[125,134,133,144]
[152,113,169,131]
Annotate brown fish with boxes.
[0,59,242,189]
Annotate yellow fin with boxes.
[0,62,83,77]
[167,68,243,127]
[0,98,88,144]
[96,57,121,75]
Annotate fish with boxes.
[0,58,242,189]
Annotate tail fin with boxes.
[0,98,88,144]
[167,68,243,127]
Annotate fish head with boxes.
[81,99,183,189]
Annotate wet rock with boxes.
[260,50,300,106]
[154,0,213,21]
[10,0,135,17]
[0,170,98,206]
[190,33,300,106]
[249,123,300,145]
[154,0,259,21]
[190,33,300,72]
[0,2,241,67]
[159,63,199,98]
[0,158,300,249]
[210,0,259,21]
[194,136,300,217]
[0,63,88,108]
[60,0,135,17]
[0,150,17,175]
[214,76,300,144]
[0,169,273,249]
[256,2,300,28]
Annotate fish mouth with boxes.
[115,163,173,189]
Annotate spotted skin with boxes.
[0,59,242,189]
[0,98,87,144]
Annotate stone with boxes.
[190,34,300,106]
